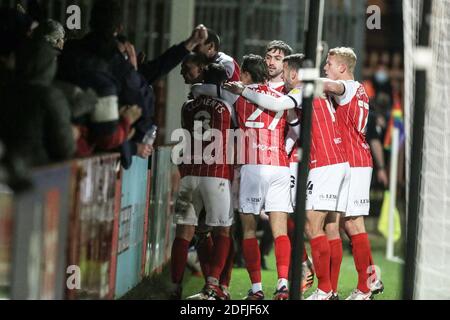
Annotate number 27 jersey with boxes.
[235,84,289,167]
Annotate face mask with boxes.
[374,71,389,84]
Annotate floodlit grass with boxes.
[181,234,403,300]
[123,233,403,300]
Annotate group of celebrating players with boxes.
[169,27,384,301]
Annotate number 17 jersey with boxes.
[332,80,373,168]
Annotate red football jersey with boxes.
[310,98,347,169]
[179,96,234,180]
[286,108,301,164]
[216,52,241,82]
[281,92,346,168]
[235,84,289,167]
[268,81,286,93]
[332,81,373,168]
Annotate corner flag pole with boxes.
[289,0,324,300]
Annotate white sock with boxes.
[252,282,263,293]
[207,277,219,286]
[277,278,289,290]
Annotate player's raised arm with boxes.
[222,82,298,112]
[285,110,301,155]
[191,83,239,105]
[320,78,346,96]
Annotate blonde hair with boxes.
[328,47,357,74]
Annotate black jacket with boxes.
[59,32,190,168]
[0,40,75,167]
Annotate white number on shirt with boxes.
[325,99,336,123]
[357,100,370,133]
[194,111,211,140]
[245,109,284,131]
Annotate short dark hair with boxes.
[34,19,65,48]
[241,54,269,84]
[283,53,305,71]
[204,28,221,52]
[203,63,228,85]
[183,52,208,67]
[89,0,123,35]
[265,40,293,57]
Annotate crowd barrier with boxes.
[0,146,178,300]
[145,147,177,275]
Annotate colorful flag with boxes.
[384,91,405,150]
[378,191,402,242]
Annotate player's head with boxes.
[195,28,221,60]
[325,47,357,80]
[265,40,293,80]
[282,53,305,91]
[181,53,207,84]
[33,19,66,50]
[203,63,228,86]
[240,54,269,85]
[90,0,123,36]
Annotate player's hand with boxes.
[137,52,146,66]
[260,211,269,221]
[72,125,81,141]
[222,81,245,95]
[136,143,153,159]
[124,41,138,70]
[377,168,389,188]
[127,128,136,140]
[120,105,142,125]
[175,198,191,215]
[185,24,208,51]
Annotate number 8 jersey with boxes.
[235,84,289,167]
[332,80,373,168]
[179,95,234,180]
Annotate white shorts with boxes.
[344,167,373,217]
[290,162,298,207]
[306,162,350,212]
[239,165,293,215]
[231,167,241,211]
[173,176,234,227]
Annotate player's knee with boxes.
[306,216,326,238]
[304,223,313,240]
[344,217,366,236]
[242,227,257,239]
[271,228,287,239]
[176,224,195,240]
[325,224,340,240]
[213,226,231,237]
[307,223,324,238]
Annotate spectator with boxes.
[33,19,65,50]
[194,28,241,82]
[367,110,389,189]
[59,0,207,168]
[372,63,393,103]
[0,7,34,85]
[124,25,209,167]
[58,0,142,161]
[0,39,75,167]
[33,18,100,157]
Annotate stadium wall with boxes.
[0,147,178,300]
